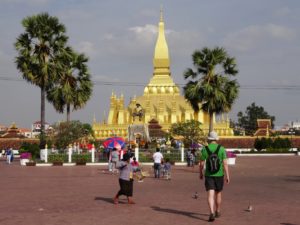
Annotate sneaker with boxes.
[138,179,144,182]
[215,211,221,218]
[208,214,215,222]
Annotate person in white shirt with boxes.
[153,148,164,178]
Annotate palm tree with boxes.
[183,47,239,133]
[46,49,93,122]
[15,13,69,148]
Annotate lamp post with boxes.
[288,128,295,151]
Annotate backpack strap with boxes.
[205,146,212,155]
[215,144,221,155]
[205,145,221,155]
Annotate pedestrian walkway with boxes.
[0,157,299,225]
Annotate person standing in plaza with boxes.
[113,153,135,204]
[6,148,12,164]
[153,148,164,178]
[199,131,230,222]
[111,148,119,174]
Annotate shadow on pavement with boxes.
[94,196,114,204]
[150,206,208,221]
[95,196,128,204]
[280,223,298,225]
[283,176,300,183]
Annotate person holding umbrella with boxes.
[113,153,135,204]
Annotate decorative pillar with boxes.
[45,144,48,163]
[91,144,95,163]
[68,144,72,163]
[135,144,139,162]
[73,143,77,153]
[181,143,184,162]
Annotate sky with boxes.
[0,0,300,129]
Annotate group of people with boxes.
[112,131,230,223]
[186,148,197,167]
[152,148,171,180]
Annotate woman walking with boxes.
[113,153,135,204]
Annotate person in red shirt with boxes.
[131,157,145,182]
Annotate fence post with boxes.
[135,144,139,162]
[181,145,184,162]
[91,144,95,163]
[45,144,48,163]
[68,144,72,163]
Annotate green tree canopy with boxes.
[51,121,94,150]
[15,12,69,148]
[46,48,93,122]
[170,120,204,147]
[237,102,276,135]
[183,47,239,132]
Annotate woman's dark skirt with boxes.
[117,178,133,197]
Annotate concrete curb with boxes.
[237,153,296,157]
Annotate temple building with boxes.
[93,10,233,140]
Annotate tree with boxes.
[15,13,69,148]
[51,121,94,150]
[183,47,239,133]
[170,120,204,147]
[46,49,93,122]
[237,102,276,135]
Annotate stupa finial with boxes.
[160,5,163,22]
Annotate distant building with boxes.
[19,128,39,138]
[290,121,300,130]
[0,124,8,133]
[1,122,25,138]
[253,119,274,137]
[32,121,51,132]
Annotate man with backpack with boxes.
[199,131,230,222]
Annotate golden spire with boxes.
[153,7,170,76]
[160,5,163,22]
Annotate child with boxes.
[131,157,145,182]
[113,153,135,204]
[163,158,171,180]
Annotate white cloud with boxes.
[76,41,97,57]
[224,24,297,52]
[129,24,158,44]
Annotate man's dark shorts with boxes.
[205,176,224,192]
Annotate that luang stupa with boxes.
[92,10,233,141]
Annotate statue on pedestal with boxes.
[132,103,144,122]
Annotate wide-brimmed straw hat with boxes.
[207,131,219,141]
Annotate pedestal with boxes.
[227,157,236,165]
[20,159,30,166]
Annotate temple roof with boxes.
[254,119,274,136]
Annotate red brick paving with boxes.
[0,157,299,225]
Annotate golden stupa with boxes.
[93,10,233,140]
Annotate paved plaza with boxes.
[0,156,299,225]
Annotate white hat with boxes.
[207,131,219,141]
